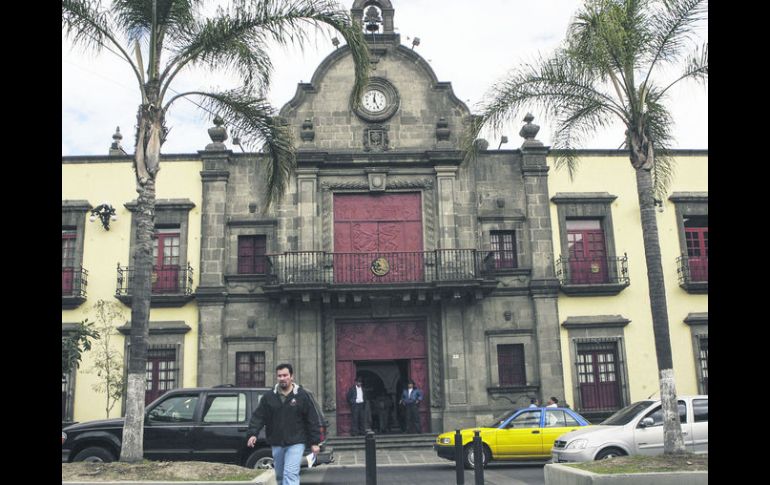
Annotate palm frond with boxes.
[641,92,677,196]
[645,0,707,73]
[172,88,296,209]
[112,0,200,44]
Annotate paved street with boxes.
[299,449,547,484]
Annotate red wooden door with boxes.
[153,230,180,293]
[685,226,708,282]
[62,230,76,295]
[577,345,621,411]
[145,348,177,405]
[567,220,607,284]
[335,320,429,435]
[333,193,423,283]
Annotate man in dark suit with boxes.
[399,379,423,433]
[346,377,367,435]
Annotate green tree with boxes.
[470,0,707,454]
[89,300,127,419]
[62,319,100,378]
[62,0,369,461]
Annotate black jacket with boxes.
[346,385,366,406]
[247,384,321,447]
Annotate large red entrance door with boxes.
[333,193,423,283]
[336,320,430,435]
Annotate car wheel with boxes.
[245,448,274,469]
[72,446,116,463]
[595,447,626,460]
[463,443,489,470]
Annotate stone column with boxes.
[435,166,458,249]
[519,114,565,400]
[296,168,319,251]
[195,121,231,386]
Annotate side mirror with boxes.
[639,417,655,428]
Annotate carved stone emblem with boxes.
[371,257,390,276]
[363,125,390,152]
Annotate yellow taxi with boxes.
[434,407,591,468]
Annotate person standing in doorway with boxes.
[346,377,367,436]
[246,363,320,485]
[400,379,423,433]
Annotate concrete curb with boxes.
[545,463,707,485]
[63,469,277,485]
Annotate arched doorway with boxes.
[336,320,430,435]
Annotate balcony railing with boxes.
[677,254,708,293]
[266,250,491,286]
[555,254,630,295]
[116,263,194,303]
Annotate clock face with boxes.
[362,89,387,112]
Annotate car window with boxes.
[202,393,247,423]
[602,401,654,425]
[487,410,517,428]
[147,395,199,423]
[545,410,570,428]
[506,410,542,428]
[693,399,708,423]
[563,411,581,426]
[640,400,687,427]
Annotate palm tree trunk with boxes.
[119,165,157,462]
[634,166,686,455]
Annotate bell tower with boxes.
[351,0,396,36]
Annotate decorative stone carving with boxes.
[363,125,390,152]
[519,113,543,147]
[206,115,228,151]
[367,172,388,192]
[435,117,451,147]
[300,118,315,142]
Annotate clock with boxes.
[352,77,399,122]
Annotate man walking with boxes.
[247,363,320,485]
[400,379,423,434]
[346,377,367,435]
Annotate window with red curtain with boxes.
[497,344,526,386]
[684,216,708,282]
[235,352,266,387]
[238,235,267,274]
[490,231,517,269]
[62,230,76,295]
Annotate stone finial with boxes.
[435,118,450,141]
[300,119,315,143]
[206,115,228,151]
[519,113,543,147]
[109,126,125,156]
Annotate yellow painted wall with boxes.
[546,153,708,407]
[62,159,202,422]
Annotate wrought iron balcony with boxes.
[115,262,194,307]
[62,267,88,308]
[266,249,491,285]
[555,254,630,296]
[262,249,500,305]
[677,254,708,294]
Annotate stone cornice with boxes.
[551,192,618,204]
[117,320,192,335]
[562,315,631,329]
[124,199,196,212]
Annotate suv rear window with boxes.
[693,399,708,422]
[202,393,247,423]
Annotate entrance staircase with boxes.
[327,433,439,451]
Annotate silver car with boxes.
[551,395,708,462]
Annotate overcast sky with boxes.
[62,0,708,156]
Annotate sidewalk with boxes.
[328,448,447,467]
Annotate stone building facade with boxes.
[193,0,564,435]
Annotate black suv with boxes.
[61,385,333,469]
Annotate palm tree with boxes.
[470,0,707,454]
[62,0,369,462]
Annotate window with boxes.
[62,372,74,422]
[146,347,178,405]
[684,215,708,282]
[497,344,526,386]
[62,230,77,295]
[202,394,247,423]
[641,401,687,427]
[237,235,268,274]
[490,231,517,269]
[698,337,708,394]
[576,341,621,411]
[153,228,181,293]
[236,352,266,387]
[567,219,608,284]
[506,410,541,428]
[693,399,708,422]
[148,394,199,423]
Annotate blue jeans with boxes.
[272,443,305,485]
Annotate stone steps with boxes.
[328,433,439,451]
